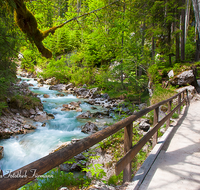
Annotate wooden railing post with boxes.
[186,89,190,105]
[166,100,172,130]
[178,94,181,114]
[152,107,159,148]
[123,123,133,182]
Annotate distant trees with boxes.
[1,0,199,90]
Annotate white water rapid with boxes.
[0,77,111,174]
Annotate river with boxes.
[0,77,113,174]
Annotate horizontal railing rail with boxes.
[0,89,189,190]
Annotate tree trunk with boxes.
[176,5,180,62]
[121,2,126,89]
[152,36,155,63]
[195,33,200,61]
[181,0,186,61]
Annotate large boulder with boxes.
[171,70,194,86]
[81,122,98,134]
[176,85,196,100]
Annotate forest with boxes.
[0,0,200,189]
[1,0,199,106]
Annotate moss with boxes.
[13,0,53,58]
[13,0,67,58]
[9,95,41,110]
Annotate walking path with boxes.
[138,100,200,190]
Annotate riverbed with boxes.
[0,77,113,174]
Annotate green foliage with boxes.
[21,49,37,72]
[70,66,96,86]
[148,64,162,84]
[185,26,196,61]
[108,174,123,186]
[82,163,106,180]
[21,168,91,190]
[151,84,176,104]
[40,56,71,83]
[172,112,179,119]
[0,3,19,106]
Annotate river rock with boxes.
[56,93,65,97]
[171,70,194,86]
[41,123,46,127]
[66,83,74,90]
[76,108,82,112]
[77,111,91,119]
[34,112,54,122]
[43,94,50,98]
[139,103,147,110]
[74,153,86,160]
[0,146,4,160]
[139,119,150,132]
[102,93,109,99]
[59,163,71,172]
[81,122,98,134]
[21,109,30,118]
[49,84,67,91]
[23,124,36,130]
[37,78,44,84]
[20,81,29,88]
[38,84,44,88]
[59,149,86,172]
[44,77,58,85]
[89,87,99,98]
[70,101,81,107]
[29,109,36,115]
[75,88,89,97]
[62,101,82,111]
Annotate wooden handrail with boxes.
[0,89,189,189]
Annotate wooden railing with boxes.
[0,89,189,190]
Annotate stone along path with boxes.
[138,100,200,190]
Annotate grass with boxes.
[151,84,176,105]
